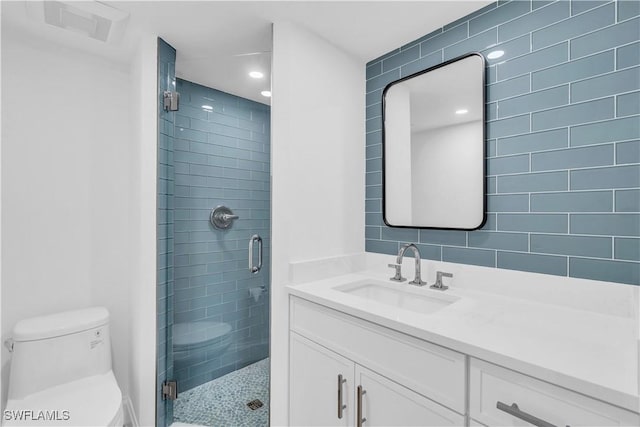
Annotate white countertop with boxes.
[287,268,639,413]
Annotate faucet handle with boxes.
[388,263,406,282]
[430,271,453,291]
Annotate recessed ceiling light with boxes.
[249,71,264,79]
[455,109,468,115]
[202,105,213,111]
[487,50,505,60]
[261,90,272,98]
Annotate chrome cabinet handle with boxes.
[249,234,262,274]
[357,385,367,427]
[497,402,558,427]
[337,374,347,419]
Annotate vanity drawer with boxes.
[470,358,639,426]
[290,296,466,414]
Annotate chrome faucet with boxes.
[388,243,426,286]
[430,271,453,291]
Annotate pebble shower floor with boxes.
[173,358,269,426]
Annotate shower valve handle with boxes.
[210,206,239,229]
[221,213,239,221]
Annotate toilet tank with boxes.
[7,307,113,400]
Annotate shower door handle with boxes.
[249,234,262,274]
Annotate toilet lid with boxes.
[173,321,232,351]
[4,371,122,427]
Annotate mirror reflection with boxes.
[383,53,486,230]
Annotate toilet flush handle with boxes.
[4,338,14,352]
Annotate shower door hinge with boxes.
[162,380,178,400]
[163,91,180,112]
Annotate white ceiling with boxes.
[2,1,492,105]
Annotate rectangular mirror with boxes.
[382,53,486,230]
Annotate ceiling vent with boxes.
[26,1,129,43]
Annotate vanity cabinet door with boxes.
[290,332,355,426]
[355,365,465,426]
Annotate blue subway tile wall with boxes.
[172,79,270,392]
[365,0,640,285]
[157,37,176,427]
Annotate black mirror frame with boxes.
[381,51,487,230]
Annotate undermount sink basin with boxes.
[335,280,458,315]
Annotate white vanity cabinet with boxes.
[289,293,640,427]
[289,296,466,426]
[469,358,640,427]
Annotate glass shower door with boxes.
[157,37,271,427]
[157,37,177,427]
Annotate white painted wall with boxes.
[270,21,365,425]
[0,27,134,411]
[128,33,158,427]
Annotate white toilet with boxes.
[4,307,123,426]
[172,321,232,366]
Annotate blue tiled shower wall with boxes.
[365,0,640,285]
[157,37,176,427]
[172,78,271,392]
